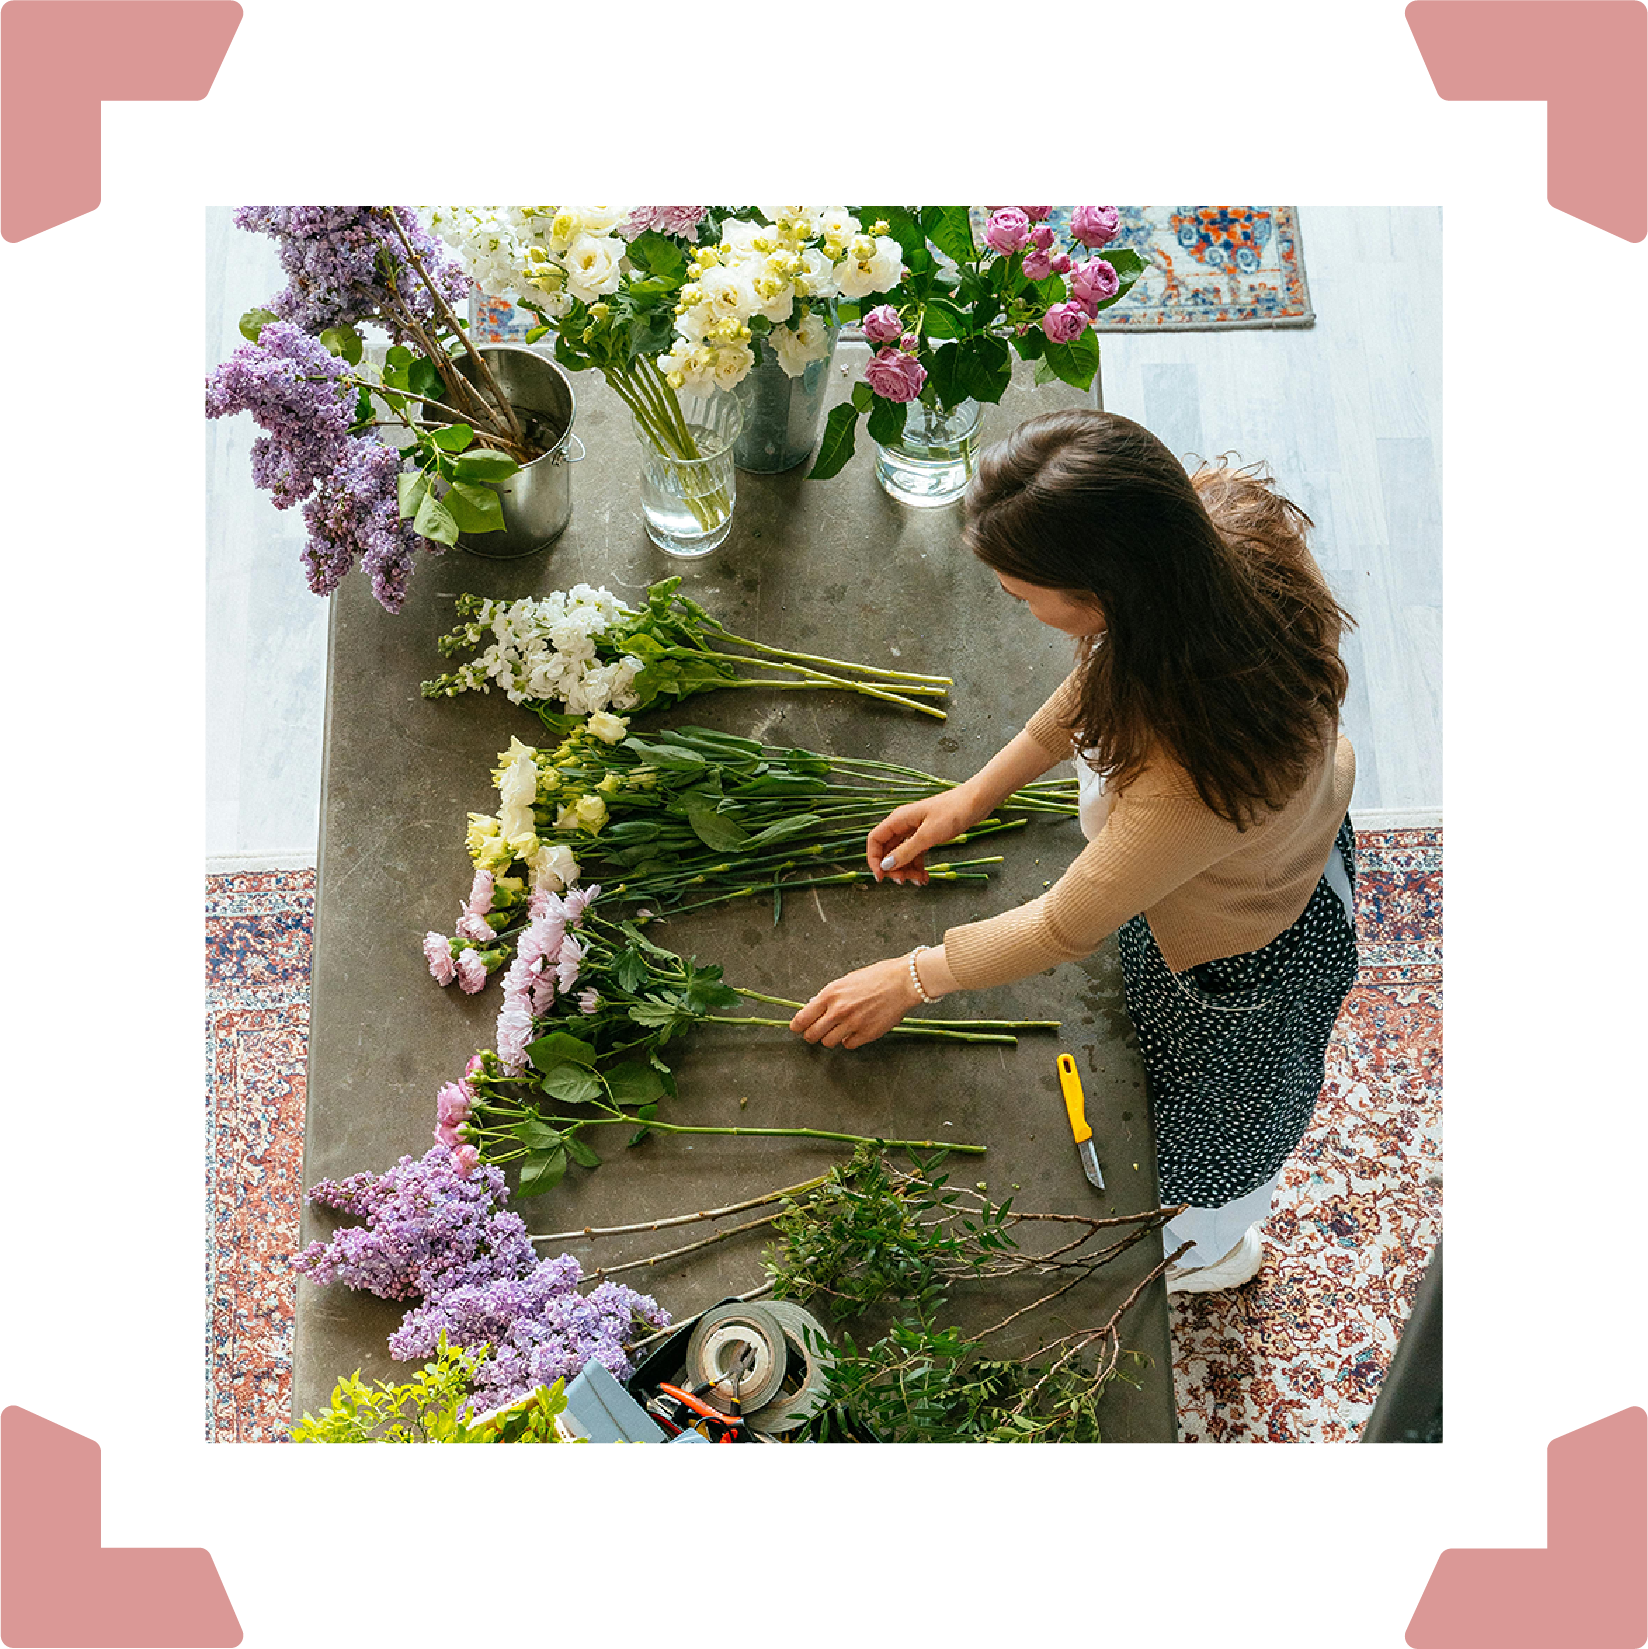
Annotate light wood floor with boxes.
[204,204,1441,865]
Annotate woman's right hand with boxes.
[867,789,982,885]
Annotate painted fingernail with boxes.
[880,853,897,870]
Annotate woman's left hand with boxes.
[789,955,920,1049]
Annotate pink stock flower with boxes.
[455,948,489,994]
[864,348,927,403]
[453,1143,481,1177]
[436,1081,473,1128]
[424,931,457,987]
[1042,301,1090,344]
[1070,257,1120,317]
[984,207,1032,255]
[466,868,494,916]
[1070,206,1121,249]
[861,304,903,344]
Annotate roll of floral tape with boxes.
[684,1303,790,1414]
[744,1300,835,1436]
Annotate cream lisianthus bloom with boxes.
[563,233,625,304]
[528,842,580,893]
[587,710,629,744]
[711,341,756,391]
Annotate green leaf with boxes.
[412,489,460,546]
[524,323,553,345]
[384,346,414,368]
[920,298,967,340]
[408,358,447,402]
[397,471,429,521]
[865,395,908,446]
[627,1002,687,1029]
[921,206,978,268]
[864,206,925,265]
[606,1060,667,1107]
[513,1118,564,1152]
[526,1031,597,1068]
[444,481,505,534]
[451,447,518,483]
[534,1060,603,1106]
[319,324,365,365]
[807,402,860,481]
[626,230,688,281]
[850,380,874,416]
[615,948,650,992]
[957,334,1012,404]
[427,422,475,453]
[1011,326,1046,362]
[682,793,751,852]
[517,1148,568,1199]
[238,307,278,344]
[563,1134,603,1169]
[1040,328,1101,392]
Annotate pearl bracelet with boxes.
[907,946,936,1005]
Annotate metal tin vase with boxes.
[732,321,840,474]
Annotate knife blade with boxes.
[1056,1053,1105,1190]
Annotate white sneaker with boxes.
[1166,1224,1265,1294]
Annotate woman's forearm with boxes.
[954,728,1065,822]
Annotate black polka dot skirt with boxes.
[1115,815,1359,1209]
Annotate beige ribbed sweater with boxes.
[942,669,1357,989]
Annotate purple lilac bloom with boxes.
[205,320,352,509]
[294,1145,536,1302]
[1070,205,1121,249]
[234,206,473,341]
[424,931,457,986]
[299,436,427,611]
[390,1254,670,1412]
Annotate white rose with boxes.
[563,233,624,303]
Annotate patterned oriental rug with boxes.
[469,207,1313,345]
[204,827,1438,1444]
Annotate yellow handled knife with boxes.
[1057,1053,1105,1191]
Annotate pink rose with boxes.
[455,948,489,994]
[1023,206,1053,222]
[1070,257,1121,317]
[436,1081,473,1128]
[424,931,457,986]
[861,304,903,344]
[984,207,1031,255]
[1022,245,1054,281]
[453,1144,481,1177]
[1070,206,1121,249]
[1041,302,1090,344]
[1050,253,1072,275]
[863,347,927,403]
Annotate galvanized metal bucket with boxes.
[447,345,584,558]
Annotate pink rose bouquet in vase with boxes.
[807,206,1142,507]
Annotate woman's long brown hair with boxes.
[962,409,1354,826]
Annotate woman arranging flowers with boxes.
[789,410,1359,1296]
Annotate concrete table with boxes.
[294,353,1178,1441]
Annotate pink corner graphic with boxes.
[1,1407,242,1648]
[1407,1406,1647,1648]
[1407,0,1647,242]
[0,0,241,243]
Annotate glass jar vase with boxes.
[873,397,983,508]
[634,391,744,558]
